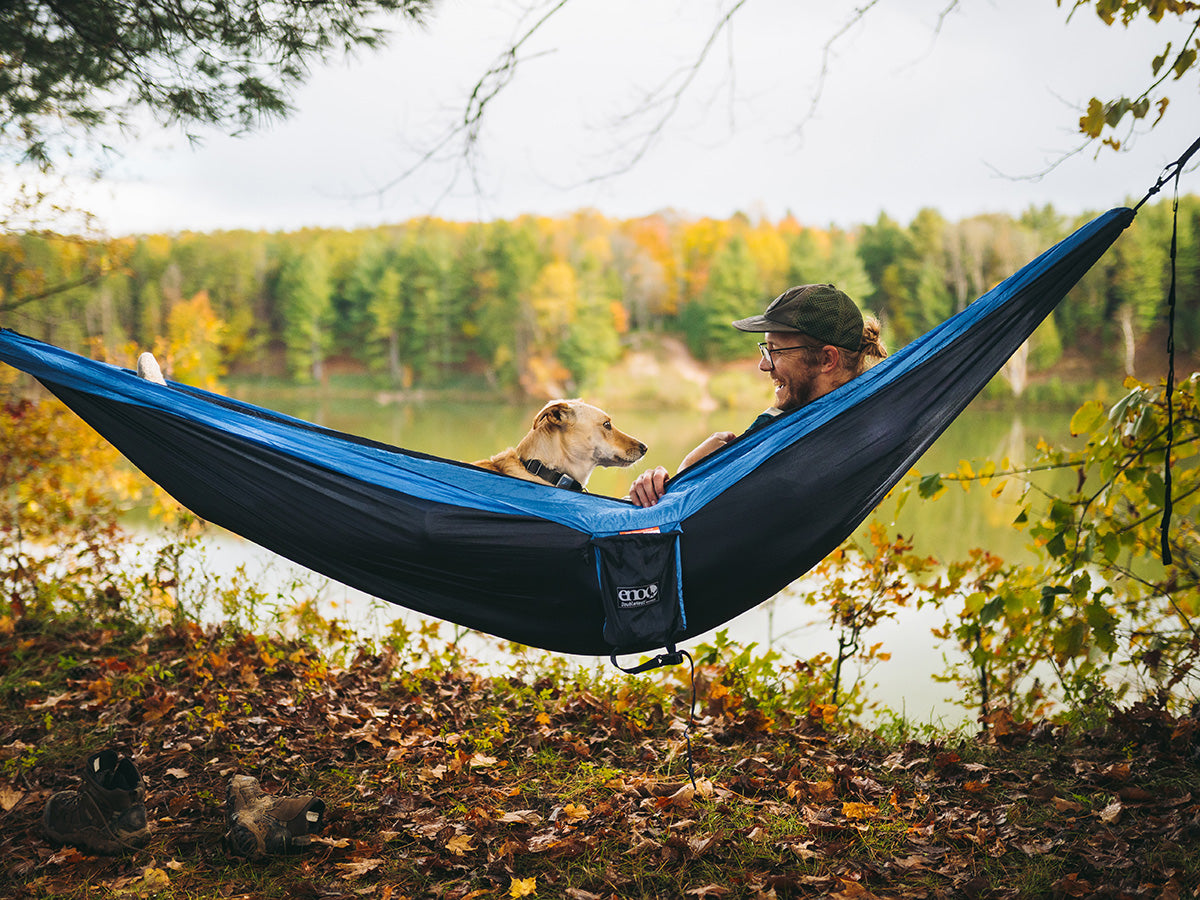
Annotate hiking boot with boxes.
[224,774,325,859]
[42,750,149,853]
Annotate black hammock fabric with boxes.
[0,207,1134,656]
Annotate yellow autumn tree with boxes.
[678,218,732,307]
[528,260,579,346]
[745,222,791,291]
[159,290,227,392]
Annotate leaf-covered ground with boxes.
[1,621,1199,899]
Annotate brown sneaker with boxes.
[224,774,325,859]
[42,750,149,853]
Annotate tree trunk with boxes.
[1001,340,1029,397]
[310,323,324,384]
[1119,304,1137,377]
[389,330,401,384]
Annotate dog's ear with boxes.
[534,400,575,430]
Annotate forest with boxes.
[3,196,1197,399]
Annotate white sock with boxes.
[136,352,166,385]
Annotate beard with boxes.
[773,367,821,411]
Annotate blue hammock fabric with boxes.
[0,207,1134,656]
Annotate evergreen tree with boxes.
[275,243,334,382]
[476,220,542,390]
[684,236,759,362]
[0,0,434,177]
[857,213,918,342]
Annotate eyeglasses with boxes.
[758,342,820,370]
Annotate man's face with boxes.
[759,331,825,411]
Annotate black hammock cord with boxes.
[1134,133,1200,565]
[0,137,1195,663]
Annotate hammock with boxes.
[0,207,1134,657]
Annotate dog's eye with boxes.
[603,421,612,430]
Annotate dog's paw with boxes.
[136,352,166,385]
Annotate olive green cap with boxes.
[732,284,864,350]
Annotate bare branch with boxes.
[983,138,1092,184]
[795,0,884,141]
[576,0,752,185]
[369,0,572,200]
[0,270,112,315]
[932,0,962,37]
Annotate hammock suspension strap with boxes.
[611,646,698,790]
[1138,133,1200,565]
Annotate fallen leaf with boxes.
[446,833,476,855]
[309,836,352,849]
[933,751,961,770]
[496,809,543,825]
[0,786,24,811]
[788,839,822,860]
[1051,797,1085,814]
[1099,800,1123,824]
[27,692,76,710]
[807,779,836,801]
[110,866,171,895]
[1099,761,1131,782]
[48,847,86,865]
[559,802,589,821]
[346,726,382,748]
[470,753,499,768]
[830,880,880,899]
[1051,873,1093,897]
[509,875,537,898]
[685,885,731,897]
[164,768,189,780]
[841,802,878,820]
[662,783,695,809]
[1118,785,1154,803]
[337,858,384,879]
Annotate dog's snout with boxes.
[636,441,647,455]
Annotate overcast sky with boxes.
[72,0,1200,235]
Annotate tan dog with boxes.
[473,399,647,491]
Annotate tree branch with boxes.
[369,0,572,201]
[0,269,113,315]
[576,0,752,185]
[794,0,884,141]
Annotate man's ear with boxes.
[534,400,573,430]
[820,346,841,373]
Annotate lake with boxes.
[177,384,1083,728]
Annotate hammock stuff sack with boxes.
[0,207,1134,658]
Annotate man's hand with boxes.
[628,430,737,507]
[629,466,671,507]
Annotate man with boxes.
[628,283,887,507]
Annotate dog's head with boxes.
[528,399,647,478]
